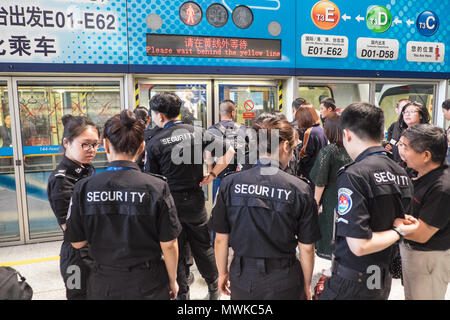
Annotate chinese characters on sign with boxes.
[0,3,117,60]
[146,34,281,60]
[301,34,348,58]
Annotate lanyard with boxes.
[164,120,183,129]
[105,166,134,172]
[357,151,386,162]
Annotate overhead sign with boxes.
[146,34,281,60]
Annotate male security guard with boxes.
[319,102,419,300]
[145,92,235,300]
[209,117,321,300]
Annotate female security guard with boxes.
[65,110,182,300]
[47,115,100,300]
[208,117,321,300]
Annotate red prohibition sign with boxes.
[243,99,255,111]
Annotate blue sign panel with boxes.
[296,0,449,75]
[0,0,128,66]
[127,0,296,72]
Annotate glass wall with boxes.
[0,81,20,243]
[17,81,122,239]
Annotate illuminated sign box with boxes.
[146,34,281,60]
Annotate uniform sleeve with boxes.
[418,187,450,230]
[208,185,230,234]
[296,190,321,244]
[144,142,161,175]
[157,183,182,242]
[47,177,74,226]
[64,182,86,243]
[309,147,331,187]
[336,172,372,239]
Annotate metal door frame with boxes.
[5,76,125,245]
[213,79,280,124]
[0,77,26,246]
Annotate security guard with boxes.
[65,110,182,300]
[145,92,235,300]
[319,102,419,300]
[209,117,321,300]
[47,115,100,300]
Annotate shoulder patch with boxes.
[54,169,67,178]
[337,188,353,216]
[145,172,168,182]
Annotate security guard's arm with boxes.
[72,240,88,249]
[346,219,419,256]
[214,232,231,296]
[396,216,438,244]
[160,239,179,299]
[200,147,235,186]
[298,242,315,300]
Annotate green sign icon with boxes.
[366,5,392,33]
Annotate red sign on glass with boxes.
[147,34,281,60]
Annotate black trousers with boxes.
[230,256,305,300]
[319,262,392,300]
[59,240,93,300]
[171,190,218,298]
[87,259,170,300]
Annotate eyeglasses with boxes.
[79,142,102,151]
[402,110,419,115]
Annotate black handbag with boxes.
[0,267,33,300]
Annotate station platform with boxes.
[0,241,448,300]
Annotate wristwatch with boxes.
[392,226,405,240]
[209,171,217,178]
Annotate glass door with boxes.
[14,79,123,241]
[0,78,22,246]
[215,81,279,127]
[137,80,213,211]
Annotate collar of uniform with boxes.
[164,120,183,129]
[61,155,92,177]
[254,157,281,168]
[354,146,386,163]
[107,160,140,171]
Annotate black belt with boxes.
[235,255,298,275]
[332,261,389,284]
[95,259,160,272]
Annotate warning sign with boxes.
[243,99,255,118]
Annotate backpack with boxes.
[212,122,247,173]
[0,267,33,300]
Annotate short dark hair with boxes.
[401,124,447,165]
[340,102,384,142]
[292,97,306,111]
[442,99,450,111]
[61,115,100,151]
[399,101,430,130]
[324,113,344,146]
[219,100,236,117]
[103,110,144,156]
[321,97,336,111]
[133,106,150,124]
[149,92,182,119]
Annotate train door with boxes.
[135,80,214,211]
[0,78,23,246]
[0,78,124,246]
[214,80,279,126]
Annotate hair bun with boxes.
[61,114,74,127]
[120,110,137,129]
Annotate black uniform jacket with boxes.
[47,155,94,227]
[334,146,413,272]
[65,160,182,268]
[208,159,321,258]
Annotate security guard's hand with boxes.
[393,216,419,236]
[199,173,214,187]
[218,273,231,296]
[384,143,393,152]
[168,280,179,300]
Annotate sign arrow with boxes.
[406,19,414,26]
[342,13,351,21]
[393,17,403,25]
[356,15,364,22]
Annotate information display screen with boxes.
[146,34,281,60]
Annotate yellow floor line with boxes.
[0,256,60,267]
